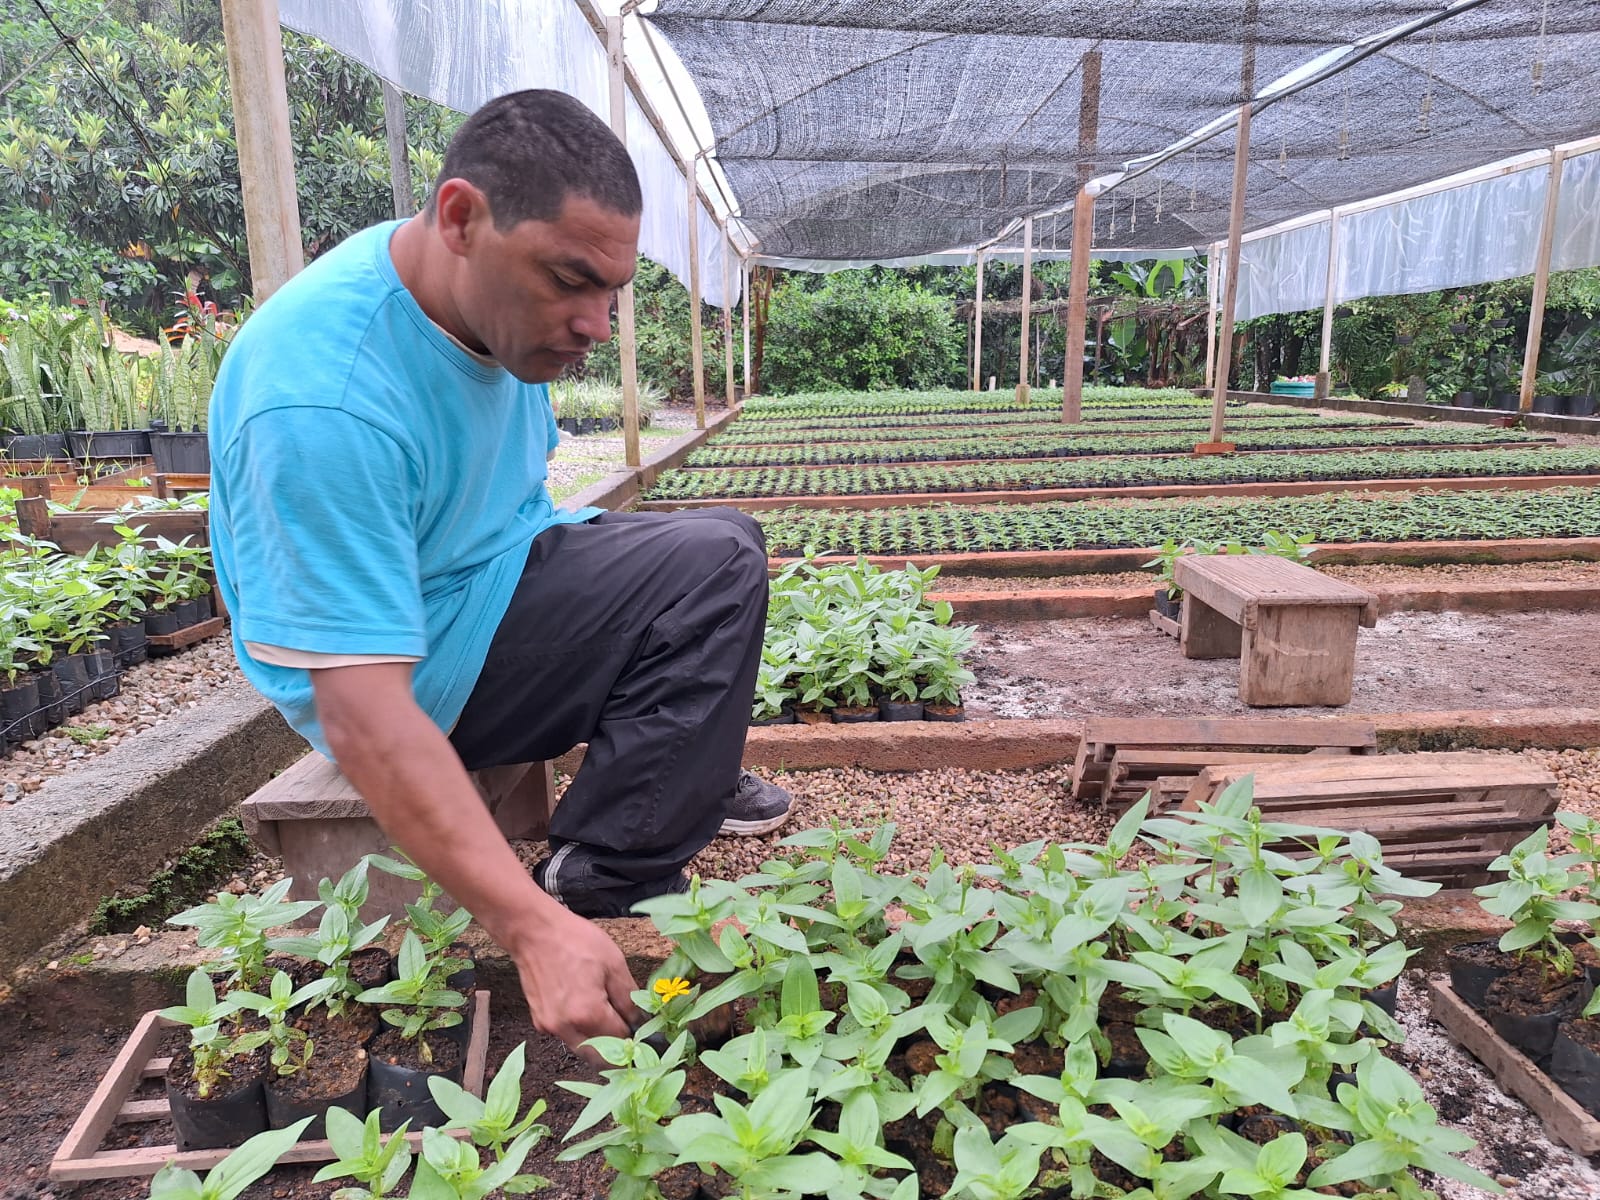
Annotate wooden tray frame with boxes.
[50,989,491,1181]
[1427,978,1600,1155]
[146,616,225,653]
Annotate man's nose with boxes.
[571,294,615,344]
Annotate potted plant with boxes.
[919,625,976,721]
[356,930,471,1131]
[145,1115,313,1198]
[232,968,362,1138]
[159,968,274,1150]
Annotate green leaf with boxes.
[203,1117,315,1200]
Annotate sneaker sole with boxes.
[719,811,792,836]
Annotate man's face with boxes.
[448,187,640,383]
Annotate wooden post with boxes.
[1204,243,1219,391]
[742,258,752,396]
[1016,217,1033,404]
[1316,215,1340,399]
[687,171,705,429]
[1519,150,1568,414]
[972,253,985,391]
[1207,100,1255,445]
[219,0,303,300]
[722,234,736,407]
[605,13,640,467]
[1062,48,1102,424]
[381,81,415,219]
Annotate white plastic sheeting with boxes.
[1229,145,1600,321]
[277,0,738,307]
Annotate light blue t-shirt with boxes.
[209,220,597,754]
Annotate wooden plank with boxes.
[1174,554,1379,620]
[146,616,225,652]
[1239,604,1361,707]
[50,992,493,1182]
[52,1010,164,1167]
[1148,608,1180,638]
[1079,717,1378,752]
[116,1099,168,1124]
[1179,593,1243,659]
[1429,978,1600,1155]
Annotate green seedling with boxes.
[157,968,269,1099]
[147,1116,313,1200]
[231,969,339,1077]
[166,877,320,987]
[355,929,466,1065]
[429,1041,549,1154]
[406,1124,549,1199]
[312,1105,413,1199]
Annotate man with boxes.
[209,90,790,1055]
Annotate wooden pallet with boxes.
[146,616,225,653]
[50,990,490,1181]
[1428,978,1600,1155]
[1181,752,1558,884]
[1069,716,1378,805]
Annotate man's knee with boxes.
[672,512,767,590]
[688,508,766,553]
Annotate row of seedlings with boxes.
[711,413,1395,447]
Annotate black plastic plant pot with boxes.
[0,676,41,746]
[149,430,210,475]
[1449,322,1469,335]
[831,706,881,723]
[878,699,926,722]
[1486,974,1590,1066]
[1533,395,1564,415]
[166,1074,269,1152]
[174,599,201,629]
[34,667,66,728]
[1452,391,1478,408]
[1572,395,1599,418]
[367,1052,463,1132]
[1552,1021,1600,1116]
[111,620,149,666]
[68,429,153,459]
[4,432,70,461]
[53,654,91,716]
[1153,589,1183,620]
[263,1057,369,1140]
[195,593,215,622]
[87,647,119,700]
[1365,980,1399,1017]
[144,608,180,637]
[923,703,966,723]
[751,708,797,726]
[1446,938,1517,1011]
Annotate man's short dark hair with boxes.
[428,89,642,229]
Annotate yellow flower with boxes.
[652,976,691,1003]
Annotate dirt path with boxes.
[964,608,1600,720]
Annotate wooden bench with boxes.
[1173,555,1378,707]
[1181,752,1559,886]
[241,754,557,922]
[1070,716,1377,805]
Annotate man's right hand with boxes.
[512,900,640,1061]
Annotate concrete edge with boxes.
[0,681,307,989]
[561,404,743,514]
[1226,389,1600,435]
[17,704,1600,1023]
[928,579,1600,623]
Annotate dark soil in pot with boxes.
[831,705,880,723]
[261,953,321,991]
[348,946,392,991]
[263,1049,369,1137]
[1552,1017,1600,1116]
[1485,965,1591,1066]
[923,702,965,722]
[367,1029,464,1131]
[165,1043,270,1150]
[1446,938,1521,1010]
[878,699,925,721]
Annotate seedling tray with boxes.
[49,989,491,1181]
[1427,978,1600,1155]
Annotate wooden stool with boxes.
[1173,555,1378,706]
[241,754,557,922]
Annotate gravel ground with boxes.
[0,638,243,809]
[547,403,705,500]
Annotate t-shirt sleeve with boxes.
[222,407,428,658]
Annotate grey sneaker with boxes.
[719,769,793,836]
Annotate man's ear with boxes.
[433,178,491,257]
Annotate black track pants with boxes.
[448,508,768,897]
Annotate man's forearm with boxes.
[324,696,559,960]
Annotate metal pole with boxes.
[1316,215,1340,400]
[687,169,705,429]
[219,0,303,300]
[1016,217,1033,404]
[971,253,985,391]
[605,13,640,467]
[1519,150,1568,414]
[381,81,415,219]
